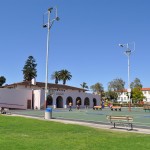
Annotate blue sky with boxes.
[0,0,150,91]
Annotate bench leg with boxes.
[119,108,121,111]
[111,108,113,111]
[115,109,117,111]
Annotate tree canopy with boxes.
[90,82,104,94]
[80,82,88,89]
[130,78,142,89]
[0,76,6,86]
[108,78,125,91]
[131,87,145,103]
[51,71,60,84]
[22,56,37,81]
[58,69,72,85]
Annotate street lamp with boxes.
[119,42,135,111]
[43,7,59,110]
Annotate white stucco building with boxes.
[0,81,100,110]
[117,88,150,103]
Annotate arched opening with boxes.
[76,97,82,105]
[84,97,90,106]
[66,96,73,105]
[93,98,97,107]
[46,95,53,108]
[56,96,63,108]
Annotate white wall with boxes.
[33,89,45,109]
[142,91,150,102]
[0,89,32,109]
[47,90,100,108]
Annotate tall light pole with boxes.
[119,42,135,111]
[43,7,59,109]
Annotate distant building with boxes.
[117,88,150,103]
[0,81,100,109]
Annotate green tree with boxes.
[0,76,6,86]
[22,56,37,81]
[58,69,72,85]
[90,82,104,94]
[131,87,145,103]
[130,78,142,89]
[80,82,88,89]
[51,71,60,84]
[108,78,125,91]
[105,90,118,101]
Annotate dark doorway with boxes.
[27,99,31,109]
[66,96,73,105]
[46,95,53,107]
[56,96,63,108]
[93,98,97,107]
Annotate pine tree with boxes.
[22,56,37,81]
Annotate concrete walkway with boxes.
[11,114,150,135]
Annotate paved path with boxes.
[11,114,150,135]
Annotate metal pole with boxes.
[45,10,50,109]
[127,52,131,111]
[126,44,131,112]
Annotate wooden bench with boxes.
[93,106,102,110]
[143,104,150,112]
[110,106,121,111]
[106,115,133,130]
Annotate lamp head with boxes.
[56,17,60,21]
[48,7,53,12]
[119,44,124,47]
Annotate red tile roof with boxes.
[2,81,88,92]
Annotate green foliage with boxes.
[58,69,72,85]
[0,116,150,150]
[0,76,6,86]
[90,82,104,94]
[131,87,145,103]
[80,82,88,89]
[51,69,72,85]
[51,71,60,84]
[130,78,143,89]
[105,90,118,101]
[22,56,37,81]
[108,78,125,91]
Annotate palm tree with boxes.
[80,82,88,89]
[51,71,60,84]
[58,69,72,85]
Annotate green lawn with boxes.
[0,115,150,150]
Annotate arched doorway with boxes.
[93,98,97,107]
[84,97,90,106]
[66,96,73,105]
[56,96,63,108]
[46,95,53,108]
[76,97,82,105]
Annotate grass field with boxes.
[0,115,150,150]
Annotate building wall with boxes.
[1,84,100,110]
[117,92,129,103]
[0,89,32,109]
[35,89,100,109]
[142,91,150,102]
[117,89,150,103]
